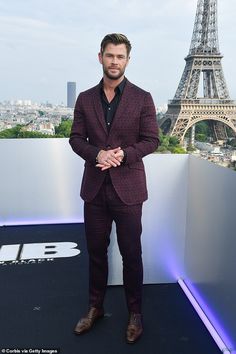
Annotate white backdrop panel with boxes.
[0,139,188,284]
[0,139,83,225]
[108,154,188,284]
[186,155,236,349]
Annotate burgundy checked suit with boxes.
[70,79,159,314]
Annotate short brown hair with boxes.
[100,33,132,57]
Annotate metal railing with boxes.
[168,99,236,105]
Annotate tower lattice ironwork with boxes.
[160,0,236,143]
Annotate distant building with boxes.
[67,82,76,108]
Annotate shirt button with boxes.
[108,107,111,110]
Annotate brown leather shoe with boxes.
[126,313,143,344]
[74,307,104,335]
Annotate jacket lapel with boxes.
[109,80,133,135]
[93,85,108,134]
[92,80,134,136]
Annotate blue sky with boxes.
[0,0,235,106]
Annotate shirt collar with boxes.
[100,77,127,95]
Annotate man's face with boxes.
[98,43,129,81]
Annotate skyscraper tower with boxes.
[160,0,236,143]
[67,82,76,108]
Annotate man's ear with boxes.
[126,56,130,67]
[98,52,103,64]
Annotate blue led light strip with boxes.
[0,219,84,227]
[178,278,233,353]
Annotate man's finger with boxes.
[107,158,120,167]
[110,147,121,154]
[101,165,112,171]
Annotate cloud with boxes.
[0,0,235,105]
[0,14,77,49]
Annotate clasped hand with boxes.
[96,147,124,171]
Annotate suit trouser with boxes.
[84,175,143,314]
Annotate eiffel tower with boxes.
[160,0,236,144]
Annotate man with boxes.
[69,33,159,343]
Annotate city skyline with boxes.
[0,0,236,106]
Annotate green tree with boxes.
[55,120,72,137]
[156,129,186,154]
[195,121,210,135]
[0,125,22,138]
[196,133,207,142]
[18,131,52,138]
[226,126,235,138]
[169,146,186,154]
[169,136,179,146]
[186,121,210,140]
[227,138,236,147]
[0,125,63,139]
[38,110,45,116]
[187,145,196,152]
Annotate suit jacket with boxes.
[69,79,159,205]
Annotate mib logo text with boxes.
[0,242,80,265]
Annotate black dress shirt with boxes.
[100,77,127,131]
[97,77,127,165]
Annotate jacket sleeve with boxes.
[123,92,159,165]
[69,93,100,164]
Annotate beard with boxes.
[103,66,126,80]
